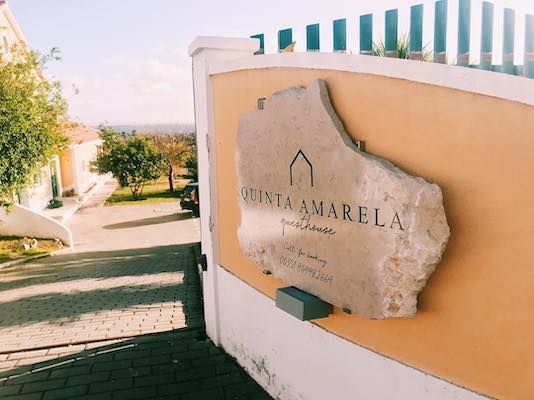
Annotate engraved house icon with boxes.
[289,149,314,187]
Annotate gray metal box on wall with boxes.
[276,287,333,321]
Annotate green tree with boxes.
[184,140,198,181]
[151,133,195,191]
[93,128,165,198]
[0,47,68,208]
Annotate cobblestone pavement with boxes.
[0,183,270,399]
[0,328,270,400]
[0,245,202,354]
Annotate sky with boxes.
[8,0,534,127]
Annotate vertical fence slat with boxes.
[457,0,471,66]
[480,1,494,70]
[410,4,424,60]
[306,24,320,52]
[360,14,373,55]
[278,28,293,52]
[502,8,515,74]
[333,19,347,52]
[525,14,534,78]
[385,9,398,57]
[433,0,448,63]
[251,34,264,55]
[253,2,528,80]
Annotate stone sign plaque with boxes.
[236,80,450,319]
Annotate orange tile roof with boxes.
[65,126,101,144]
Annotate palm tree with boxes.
[372,35,432,61]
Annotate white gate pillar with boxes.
[188,37,259,344]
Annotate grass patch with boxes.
[106,177,191,206]
[0,236,63,264]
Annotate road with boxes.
[0,182,269,399]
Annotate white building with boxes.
[59,125,102,200]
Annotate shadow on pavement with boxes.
[0,240,271,399]
[0,282,203,329]
[0,328,271,400]
[0,240,270,399]
[0,244,202,341]
[0,244,195,293]
[103,212,195,230]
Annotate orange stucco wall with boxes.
[211,68,534,399]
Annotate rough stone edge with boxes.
[311,79,450,318]
[269,79,437,189]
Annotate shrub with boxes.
[93,128,165,198]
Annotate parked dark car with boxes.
[180,182,199,217]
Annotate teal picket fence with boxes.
[251,0,534,79]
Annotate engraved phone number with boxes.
[279,255,334,285]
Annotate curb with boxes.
[0,253,50,270]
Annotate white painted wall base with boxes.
[215,265,488,400]
[190,36,260,345]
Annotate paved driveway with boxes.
[0,188,201,355]
[69,180,200,253]
[0,183,270,399]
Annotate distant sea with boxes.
[97,123,196,135]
